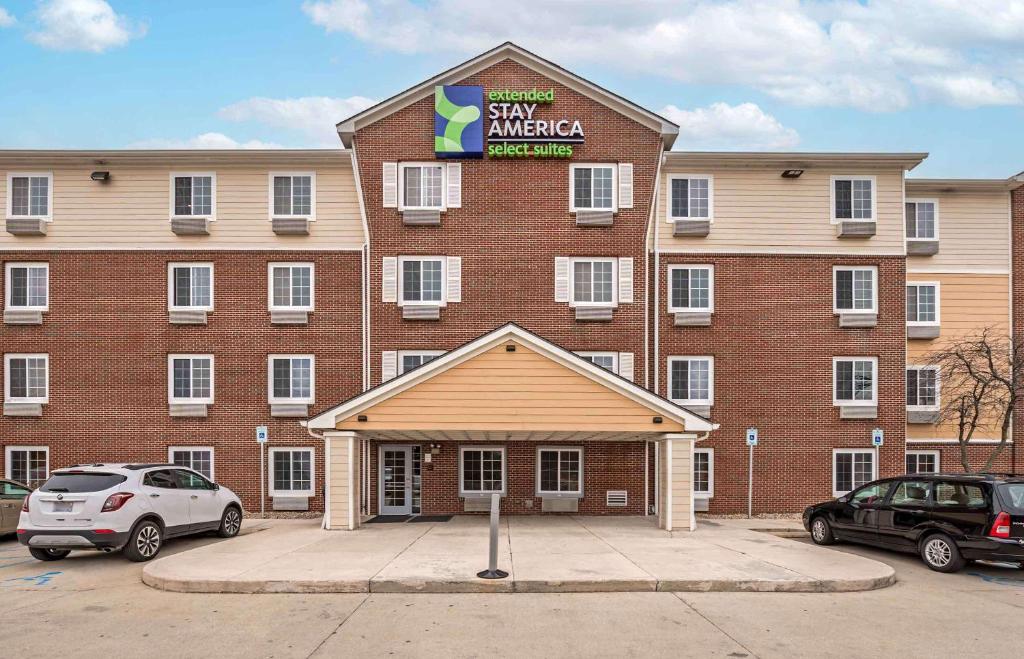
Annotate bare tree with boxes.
[925,328,1022,473]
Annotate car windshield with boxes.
[997,484,1024,513]
[40,473,127,493]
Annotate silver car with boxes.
[1,479,31,535]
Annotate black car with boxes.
[803,473,1024,572]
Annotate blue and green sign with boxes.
[434,85,484,158]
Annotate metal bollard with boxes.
[476,492,509,579]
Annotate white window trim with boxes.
[168,446,216,480]
[458,445,507,497]
[832,448,878,497]
[397,350,446,375]
[832,356,878,407]
[267,262,316,312]
[906,364,940,412]
[906,449,940,474]
[267,354,316,405]
[268,172,317,221]
[167,354,215,405]
[169,172,217,221]
[167,262,214,312]
[5,262,49,312]
[906,281,940,326]
[535,446,584,498]
[830,175,877,223]
[6,172,53,221]
[832,265,878,314]
[576,351,618,373]
[568,256,618,308]
[268,447,315,497]
[693,448,714,498]
[906,197,940,241]
[4,353,49,404]
[666,264,715,313]
[4,445,49,482]
[667,356,715,406]
[665,173,714,222]
[397,256,447,307]
[398,162,447,211]
[569,163,618,212]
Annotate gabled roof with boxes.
[305,323,715,433]
[336,42,679,149]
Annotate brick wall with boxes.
[0,250,364,512]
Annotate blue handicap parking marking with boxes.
[2,570,63,587]
[966,571,1024,588]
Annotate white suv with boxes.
[17,463,243,562]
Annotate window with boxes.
[7,172,52,219]
[906,367,938,409]
[833,449,876,496]
[269,448,314,496]
[169,447,214,480]
[577,352,618,372]
[399,163,444,210]
[536,447,583,497]
[833,357,877,406]
[4,354,48,403]
[668,265,713,312]
[906,451,939,475]
[398,351,444,375]
[571,164,615,211]
[171,173,214,218]
[890,480,932,505]
[176,469,216,490]
[694,449,714,498]
[168,355,214,404]
[668,357,714,405]
[1,482,31,497]
[143,469,178,489]
[833,266,877,313]
[906,283,939,325]
[850,480,892,504]
[4,446,48,486]
[270,173,314,218]
[667,175,712,220]
[5,263,48,311]
[570,258,616,307]
[168,263,213,310]
[459,446,505,496]
[268,355,314,404]
[935,481,986,508]
[906,199,938,240]
[268,263,314,311]
[832,176,875,221]
[399,257,445,305]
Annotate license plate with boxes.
[52,501,73,513]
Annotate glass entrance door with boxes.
[379,445,413,515]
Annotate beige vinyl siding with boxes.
[905,188,1010,273]
[328,434,359,530]
[0,164,365,249]
[657,165,906,255]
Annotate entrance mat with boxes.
[409,515,453,523]
[366,515,412,523]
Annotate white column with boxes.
[659,433,697,532]
[324,431,360,530]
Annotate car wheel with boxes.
[217,506,242,538]
[920,533,966,573]
[29,548,70,561]
[123,520,163,562]
[810,516,836,545]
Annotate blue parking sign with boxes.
[872,428,884,447]
[256,425,269,443]
[746,428,758,446]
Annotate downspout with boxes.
[302,421,329,529]
[348,139,371,392]
[653,153,664,397]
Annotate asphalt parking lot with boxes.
[1,531,1022,658]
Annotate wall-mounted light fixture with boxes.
[653,416,663,424]
[90,171,111,182]
[357,414,368,422]
[781,169,804,178]
[505,344,516,352]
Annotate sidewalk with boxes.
[142,516,894,594]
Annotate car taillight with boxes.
[21,496,29,513]
[101,492,134,513]
[989,511,1011,539]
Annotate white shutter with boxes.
[382,257,397,302]
[446,163,462,208]
[618,257,633,304]
[381,351,398,382]
[554,257,570,303]
[618,163,633,209]
[446,256,462,303]
[618,352,635,382]
[382,162,398,208]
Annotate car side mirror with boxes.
[838,495,850,503]
[213,483,220,491]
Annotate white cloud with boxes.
[29,0,144,53]
[0,7,16,27]
[126,133,283,150]
[302,0,1024,111]
[660,102,799,150]
[218,95,376,146]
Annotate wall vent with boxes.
[606,490,628,507]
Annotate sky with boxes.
[1,0,1024,178]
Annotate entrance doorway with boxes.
[379,445,413,515]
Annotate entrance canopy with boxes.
[305,323,715,440]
